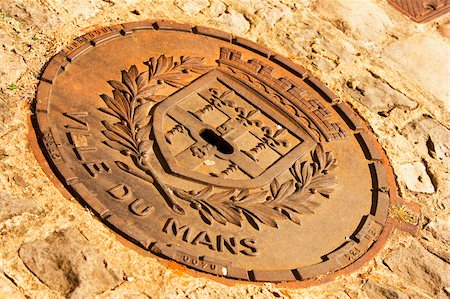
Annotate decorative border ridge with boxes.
[30,20,421,288]
[217,47,347,142]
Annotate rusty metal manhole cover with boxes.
[31,21,411,285]
[388,0,450,23]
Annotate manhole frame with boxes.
[28,20,419,288]
[388,0,450,23]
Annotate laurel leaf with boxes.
[102,122,130,143]
[103,138,135,155]
[234,189,249,201]
[237,191,267,204]
[188,65,213,73]
[166,56,174,72]
[241,208,278,228]
[108,80,129,94]
[290,160,301,182]
[280,209,301,225]
[100,94,123,118]
[104,140,127,153]
[158,73,192,87]
[134,101,153,123]
[280,202,315,214]
[180,56,204,65]
[285,190,313,203]
[136,123,152,142]
[163,79,188,88]
[326,163,338,172]
[115,121,132,134]
[200,201,227,225]
[136,71,149,90]
[138,140,153,154]
[112,90,130,117]
[208,189,235,202]
[122,70,137,97]
[136,115,152,129]
[154,55,170,76]
[270,179,280,197]
[213,205,242,227]
[316,187,336,197]
[309,175,338,190]
[102,120,130,139]
[198,209,212,225]
[178,56,212,74]
[148,57,157,77]
[325,151,334,165]
[251,205,285,221]
[274,180,295,201]
[157,55,168,74]
[304,200,321,209]
[313,144,325,170]
[195,186,214,199]
[128,65,139,80]
[173,189,195,201]
[137,84,158,98]
[301,162,312,186]
[98,107,118,118]
[102,130,136,152]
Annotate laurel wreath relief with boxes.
[100,55,338,229]
[100,55,212,214]
[173,145,337,229]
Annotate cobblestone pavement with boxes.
[0,0,449,298]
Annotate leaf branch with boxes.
[172,144,339,229]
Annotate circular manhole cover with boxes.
[32,21,396,284]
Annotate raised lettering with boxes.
[191,231,215,250]
[68,131,90,148]
[73,146,96,162]
[64,111,98,162]
[64,111,89,131]
[179,252,221,273]
[240,238,258,256]
[107,184,133,200]
[162,218,192,242]
[42,131,64,163]
[129,198,154,216]
[163,219,258,256]
[217,235,237,255]
[83,161,111,177]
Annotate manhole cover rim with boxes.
[30,20,398,286]
[387,0,450,23]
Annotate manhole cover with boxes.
[31,21,406,285]
[388,0,450,23]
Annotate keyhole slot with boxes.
[200,129,234,155]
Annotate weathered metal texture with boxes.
[30,20,420,286]
[388,0,450,23]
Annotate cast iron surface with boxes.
[32,21,409,284]
[388,0,450,23]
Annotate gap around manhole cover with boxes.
[30,20,415,287]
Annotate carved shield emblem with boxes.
[152,69,316,188]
